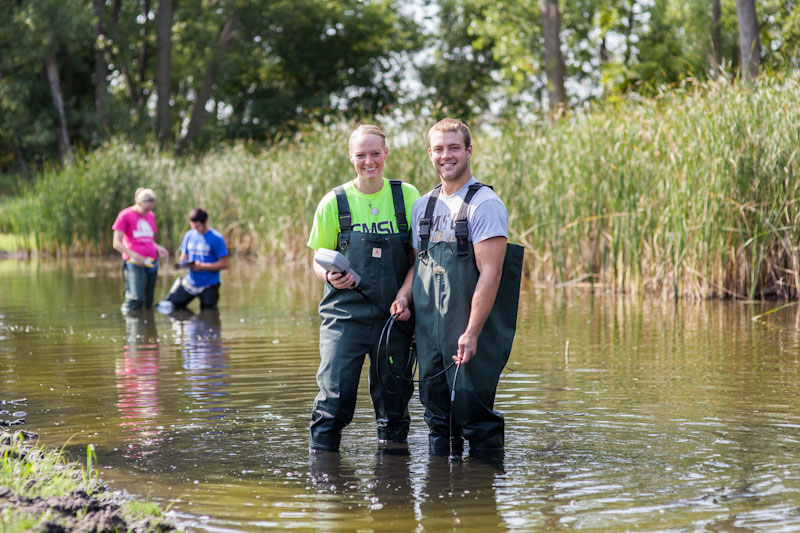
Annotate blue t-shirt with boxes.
[180,228,228,287]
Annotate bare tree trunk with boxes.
[599,34,609,64]
[44,52,74,164]
[178,9,240,152]
[14,144,29,176]
[711,0,723,78]
[92,0,109,134]
[735,0,761,82]
[0,69,29,175]
[113,0,147,110]
[137,0,151,95]
[539,0,567,113]
[156,0,174,150]
[624,1,636,66]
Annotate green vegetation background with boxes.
[3,77,799,300]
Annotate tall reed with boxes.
[3,76,799,299]
[482,76,800,299]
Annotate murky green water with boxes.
[3,259,800,531]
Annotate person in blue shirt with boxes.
[166,208,229,310]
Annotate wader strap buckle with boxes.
[454,183,483,258]
[389,179,409,234]
[418,185,441,254]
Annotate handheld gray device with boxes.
[314,248,361,288]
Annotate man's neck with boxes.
[440,174,472,196]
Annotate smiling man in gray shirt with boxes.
[392,118,512,460]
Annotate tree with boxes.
[206,0,420,142]
[711,0,723,77]
[417,0,499,119]
[1,0,92,167]
[539,0,566,112]
[92,0,109,133]
[44,51,74,163]
[156,0,173,150]
[759,0,800,71]
[467,0,548,112]
[736,0,762,82]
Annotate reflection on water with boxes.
[308,450,416,529]
[420,455,504,531]
[170,309,229,420]
[3,259,800,531]
[117,310,163,458]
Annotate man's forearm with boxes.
[464,268,502,338]
[195,256,229,272]
[394,265,414,303]
[462,236,507,344]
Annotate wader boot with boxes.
[310,181,415,452]
[412,183,523,456]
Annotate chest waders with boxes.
[412,183,523,455]
[310,180,415,452]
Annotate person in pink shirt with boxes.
[112,188,169,313]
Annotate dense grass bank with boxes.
[0,430,175,531]
[2,77,799,299]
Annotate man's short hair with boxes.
[427,118,471,148]
[189,207,208,223]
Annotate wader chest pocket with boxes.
[360,235,390,244]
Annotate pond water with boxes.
[3,258,800,531]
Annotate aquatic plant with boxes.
[80,443,99,495]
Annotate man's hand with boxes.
[453,331,478,365]
[156,244,169,259]
[390,295,411,321]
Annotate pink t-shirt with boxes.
[112,206,158,261]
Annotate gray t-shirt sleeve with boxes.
[469,198,508,243]
[411,198,425,251]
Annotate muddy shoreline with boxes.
[1,424,178,532]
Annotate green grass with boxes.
[0,233,33,253]
[2,75,800,299]
[0,434,174,531]
[0,438,92,500]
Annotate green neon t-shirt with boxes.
[308,178,421,251]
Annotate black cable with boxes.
[375,313,455,395]
[383,315,417,379]
[353,286,413,340]
[373,313,464,460]
[449,361,462,462]
[375,314,409,395]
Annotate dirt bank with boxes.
[0,429,177,532]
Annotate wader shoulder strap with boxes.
[333,186,351,249]
[454,183,484,258]
[418,185,442,254]
[389,179,408,234]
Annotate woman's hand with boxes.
[129,252,146,265]
[390,296,411,321]
[326,270,354,289]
